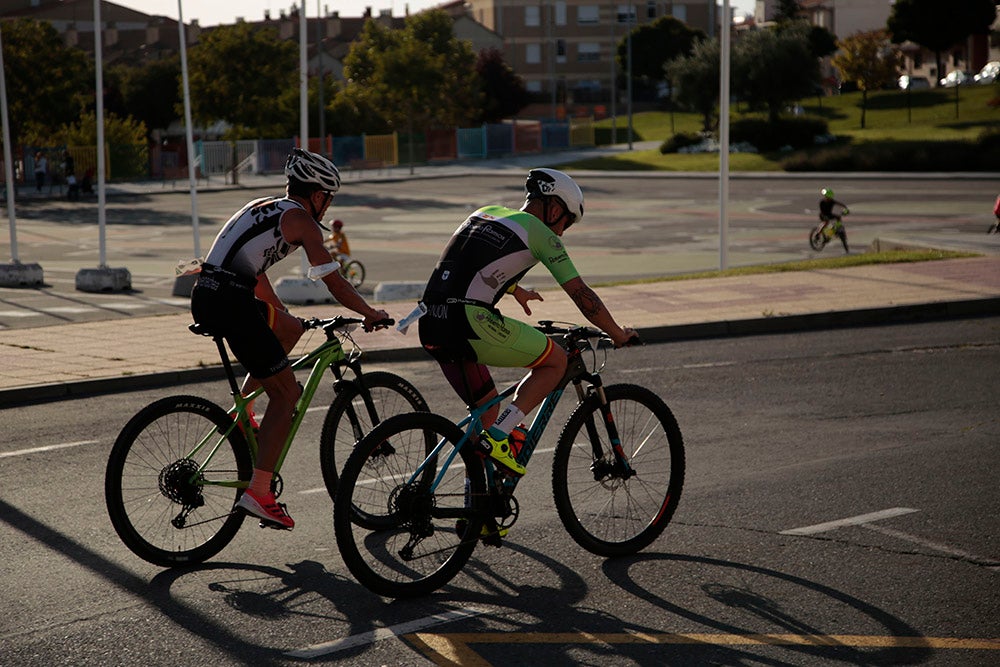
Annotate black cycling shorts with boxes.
[190,275,288,380]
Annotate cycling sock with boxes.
[492,405,525,438]
[248,469,273,497]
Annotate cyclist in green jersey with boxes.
[418,168,637,477]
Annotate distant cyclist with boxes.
[324,218,352,257]
[190,148,389,530]
[818,187,850,253]
[990,194,1000,234]
[417,168,637,478]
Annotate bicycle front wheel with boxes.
[340,260,365,288]
[809,226,827,251]
[105,395,252,567]
[319,371,428,502]
[334,412,486,598]
[552,384,685,557]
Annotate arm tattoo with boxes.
[569,284,603,318]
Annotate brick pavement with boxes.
[1,255,997,406]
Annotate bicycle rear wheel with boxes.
[552,384,684,557]
[340,260,365,288]
[334,412,486,598]
[319,371,428,502]
[105,395,252,567]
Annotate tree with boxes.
[774,0,803,23]
[186,23,298,137]
[732,23,819,122]
[476,48,528,123]
[617,16,705,85]
[831,30,903,128]
[666,38,720,132]
[109,57,181,137]
[342,10,478,132]
[0,19,91,150]
[887,0,997,85]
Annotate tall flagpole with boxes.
[178,0,199,259]
[0,22,43,286]
[719,0,731,270]
[76,0,131,291]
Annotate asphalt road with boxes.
[1,318,998,665]
[2,173,998,330]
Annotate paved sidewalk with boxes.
[1,255,998,407]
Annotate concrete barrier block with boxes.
[275,276,336,305]
[76,266,131,292]
[373,281,424,302]
[0,262,43,287]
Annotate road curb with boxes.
[2,296,997,409]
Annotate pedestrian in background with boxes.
[34,151,47,192]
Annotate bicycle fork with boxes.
[576,377,636,481]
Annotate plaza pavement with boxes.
[2,143,999,406]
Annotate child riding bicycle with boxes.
[818,187,850,253]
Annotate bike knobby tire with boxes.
[319,371,428,502]
[105,395,252,567]
[809,226,827,251]
[334,411,486,598]
[341,260,365,288]
[552,384,685,557]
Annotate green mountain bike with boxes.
[105,315,427,567]
[333,322,685,598]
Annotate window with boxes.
[647,0,656,19]
[526,80,542,93]
[578,5,599,24]
[526,43,541,64]
[578,42,600,62]
[555,1,566,26]
[525,6,540,27]
[617,4,636,24]
[672,4,687,22]
[557,39,567,64]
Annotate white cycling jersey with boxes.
[204,196,317,280]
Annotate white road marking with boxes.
[861,523,1000,569]
[285,606,490,659]
[780,507,919,536]
[0,440,98,459]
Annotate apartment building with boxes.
[463,1,720,112]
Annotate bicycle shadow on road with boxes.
[601,553,934,665]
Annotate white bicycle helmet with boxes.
[525,168,584,225]
[284,148,341,193]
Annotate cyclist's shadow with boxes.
[149,559,394,663]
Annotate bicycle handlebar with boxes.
[301,316,395,335]
[536,320,643,348]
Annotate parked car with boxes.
[939,70,972,87]
[974,61,1000,85]
[898,75,931,90]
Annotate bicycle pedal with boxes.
[258,518,293,531]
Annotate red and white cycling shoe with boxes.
[236,489,294,530]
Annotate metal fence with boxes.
[2,118,593,186]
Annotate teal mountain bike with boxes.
[105,315,427,567]
[333,321,685,598]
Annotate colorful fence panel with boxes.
[570,118,595,147]
[363,133,398,167]
[456,127,486,159]
[425,128,457,161]
[332,136,364,167]
[513,121,542,154]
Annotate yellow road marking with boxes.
[408,632,1000,666]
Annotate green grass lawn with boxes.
[582,84,1000,171]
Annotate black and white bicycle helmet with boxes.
[284,148,341,193]
[525,168,584,225]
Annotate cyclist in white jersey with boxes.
[191,148,389,530]
[418,169,637,477]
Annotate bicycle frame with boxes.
[186,322,363,488]
[410,332,632,497]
